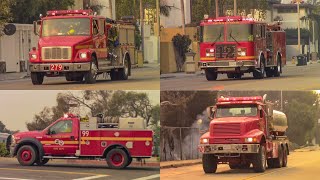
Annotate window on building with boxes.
[278,8,298,14]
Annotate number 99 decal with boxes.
[82,131,89,137]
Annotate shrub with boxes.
[0,143,9,157]
[172,34,192,72]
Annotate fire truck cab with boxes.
[9,114,153,169]
[30,10,135,85]
[199,96,289,173]
[198,16,286,81]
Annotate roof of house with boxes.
[273,3,314,9]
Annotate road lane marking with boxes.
[132,174,160,180]
[0,168,108,176]
[72,175,109,180]
[0,177,33,180]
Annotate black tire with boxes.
[274,145,283,168]
[227,73,234,79]
[106,149,129,169]
[110,70,120,81]
[274,57,281,77]
[84,57,98,84]
[65,74,73,81]
[240,163,251,169]
[229,164,239,169]
[125,157,133,167]
[31,72,44,85]
[118,58,130,80]
[266,68,274,77]
[205,69,218,81]
[253,145,267,173]
[35,158,49,166]
[267,159,275,168]
[253,58,265,79]
[17,145,38,166]
[282,146,288,167]
[234,73,242,79]
[202,154,217,173]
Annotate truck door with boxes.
[92,18,109,70]
[43,119,78,156]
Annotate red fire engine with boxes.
[29,10,135,85]
[199,95,289,173]
[198,16,286,80]
[9,114,153,169]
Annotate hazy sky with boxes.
[0,90,159,132]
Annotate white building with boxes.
[73,0,116,19]
[267,1,318,59]
[160,0,191,28]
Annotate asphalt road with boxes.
[160,149,320,180]
[161,63,320,90]
[0,158,159,180]
[0,65,160,90]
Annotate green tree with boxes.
[191,0,268,24]
[11,0,75,24]
[0,143,9,157]
[27,91,158,130]
[0,0,15,35]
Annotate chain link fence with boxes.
[160,126,201,161]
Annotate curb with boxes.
[160,159,202,169]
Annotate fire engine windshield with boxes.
[201,25,224,43]
[42,18,90,37]
[216,104,257,118]
[227,24,253,42]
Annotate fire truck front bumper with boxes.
[199,60,256,71]
[198,144,260,154]
[30,63,91,73]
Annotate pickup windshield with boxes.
[216,104,257,118]
[42,18,90,37]
[200,25,224,43]
[227,24,253,42]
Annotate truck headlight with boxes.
[80,53,87,59]
[245,137,257,143]
[200,138,209,144]
[237,48,247,57]
[206,48,215,57]
[31,54,37,59]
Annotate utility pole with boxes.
[234,0,237,16]
[140,0,145,61]
[215,0,219,18]
[180,0,186,35]
[156,0,160,63]
[297,0,301,54]
[108,0,113,19]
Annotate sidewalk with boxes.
[294,145,320,152]
[160,159,202,169]
[0,72,28,81]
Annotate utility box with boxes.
[0,24,38,72]
[185,52,196,74]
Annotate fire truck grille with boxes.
[42,47,72,60]
[212,123,241,136]
[215,45,236,59]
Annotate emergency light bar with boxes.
[47,10,92,17]
[218,96,263,102]
[204,16,254,23]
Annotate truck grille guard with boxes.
[42,46,72,60]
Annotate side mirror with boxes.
[33,20,41,36]
[206,106,215,119]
